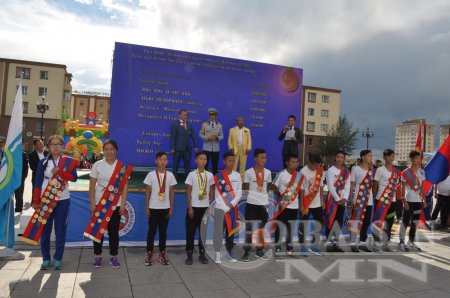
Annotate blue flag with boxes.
[0,78,23,248]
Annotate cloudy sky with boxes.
[1,0,449,152]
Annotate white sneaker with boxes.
[226,251,237,263]
[215,252,222,264]
[407,242,422,251]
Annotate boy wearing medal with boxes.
[299,154,324,256]
[213,151,242,264]
[185,151,215,265]
[143,151,177,265]
[399,151,426,252]
[241,148,272,262]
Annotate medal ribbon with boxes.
[214,170,240,237]
[373,168,399,229]
[156,170,167,195]
[254,167,264,189]
[324,167,350,230]
[196,169,207,197]
[349,167,375,233]
[302,167,324,211]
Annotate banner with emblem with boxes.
[214,170,240,237]
[349,167,375,234]
[373,168,400,229]
[83,162,133,243]
[324,167,350,230]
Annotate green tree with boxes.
[320,115,359,157]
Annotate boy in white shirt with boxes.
[185,151,214,265]
[299,154,324,256]
[213,151,242,264]
[143,152,177,266]
[241,148,272,262]
[399,151,426,252]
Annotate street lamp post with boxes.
[362,127,374,150]
[36,96,49,140]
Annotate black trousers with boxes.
[147,209,170,252]
[394,200,403,221]
[400,202,422,243]
[213,208,235,252]
[206,151,219,175]
[243,203,269,251]
[325,204,345,242]
[274,208,298,251]
[173,150,191,176]
[350,205,372,243]
[372,200,396,243]
[14,180,25,212]
[93,209,120,256]
[431,194,450,226]
[185,207,208,253]
[299,207,323,244]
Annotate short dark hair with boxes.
[103,139,118,151]
[383,149,395,157]
[308,153,322,164]
[33,139,43,145]
[335,150,346,156]
[360,150,372,158]
[286,154,298,162]
[179,109,187,114]
[376,160,382,163]
[223,151,235,160]
[195,151,208,158]
[288,115,296,120]
[253,148,266,158]
[409,151,421,159]
[156,151,167,159]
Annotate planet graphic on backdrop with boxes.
[280,67,299,92]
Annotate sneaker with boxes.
[158,251,170,265]
[373,242,382,253]
[286,249,299,258]
[399,242,409,252]
[309,245,323,256]
[333,244,344,253]
[326,243,334,253]
[199,253,209,264]
[145,252,153,266]
[215,252,222,264]
[241,250,251,262]
[300,246,309,257]
[255,249,269,260]
[407,242,422,251]
[226,250,237,263]
[275,248,283,259]
[358,243,372,252]
[53,260,62,270]
[93,256,102,268]
[381,243,392,252]
[350,244,359,253]
[40,260,50,270]
[109,257,121,268]
[185,251,193,265]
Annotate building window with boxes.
[307,92,316,102]
[99,103,104,108]
[64,90,71,101]
[36,119,45,132]
[322,95,330,103]
[307,122,315,132]
[40,70,48,80]
[307,108,314,116]
[321,124,328,132]
[306,137,313,146]
[38,87,47,97]
[16,85,28,95]
[321,109,329,117]
[23,102,28,114]
[16,67,31,79]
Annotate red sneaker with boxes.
[145,252,153,266]
[158,251,169,265]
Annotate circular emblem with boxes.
[114,188,119,194]
[31,219,36,224]
[44,191,50,197]
[369,171,373,175]
[42,219,47,224]
[55,182,61,188]
[95,212,100,217]
[105,201,135,238]
[90,223,95,227]
[102,208,107,214]
[225,185,231,191]
[112,206,116,211]
[221,180,226,185]
[360,185,365,190]
[51,189,57,194]
[97,219,102,223]
[101,199,106,205]
[48,208,53,213]
[42,205,48,211]
[106,217,110,222]
[108,185,114,192]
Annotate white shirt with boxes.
[37,151,45,160]
[350,165,374,206]
[273,169,300,209]
[401,167,425,203]
[185,170,214,207]
[90,159,123,206]
[326,166,350,202]
[438,175,450,196]
[374,166,398,202]
[300,166,324,208]
[244,167,272,205]
[285,127,295,140]
[143,170,177,209]
[237,127,243,147]
[214,171,242,211]
[41,157,70,201]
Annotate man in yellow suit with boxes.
[228,116,252,178]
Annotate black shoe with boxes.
[351,245,359,253]
[185,251,193,265]
[326,243,334,253]
[358,244,372,252]
[199,253,209,264]
[255,249,269,260]
[333,244,344,253]
[241,250,251,262]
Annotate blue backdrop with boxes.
[109,42,303,171]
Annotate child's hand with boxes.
[146,209,150,217]
[168,208,173,218]
[90,202,96,215]
[188,207,194,219]
[119,205,125,215]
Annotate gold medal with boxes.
[159,193,165,201]
[199,193,205,200]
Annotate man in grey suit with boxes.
[170,109,198,178]
[199,108,223,174]
[278,115,303,168]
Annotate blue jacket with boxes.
[170,119,198,151]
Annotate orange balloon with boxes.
[81,144,87,156]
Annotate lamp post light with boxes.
[362,127,374,150]
[36,96,49,140]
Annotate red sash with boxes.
[402,168,422,193]
[373,167,400,229]
[22,156,78,245]
[324,167,350,230]
[214,170,240,237]
[349,167,375,234]
[84,161,133,242]
[302,167,324,212]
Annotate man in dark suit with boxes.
[28,139,48,190]
[278,115,303,168]
[14,151,29,212]
[170,109,198,179]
